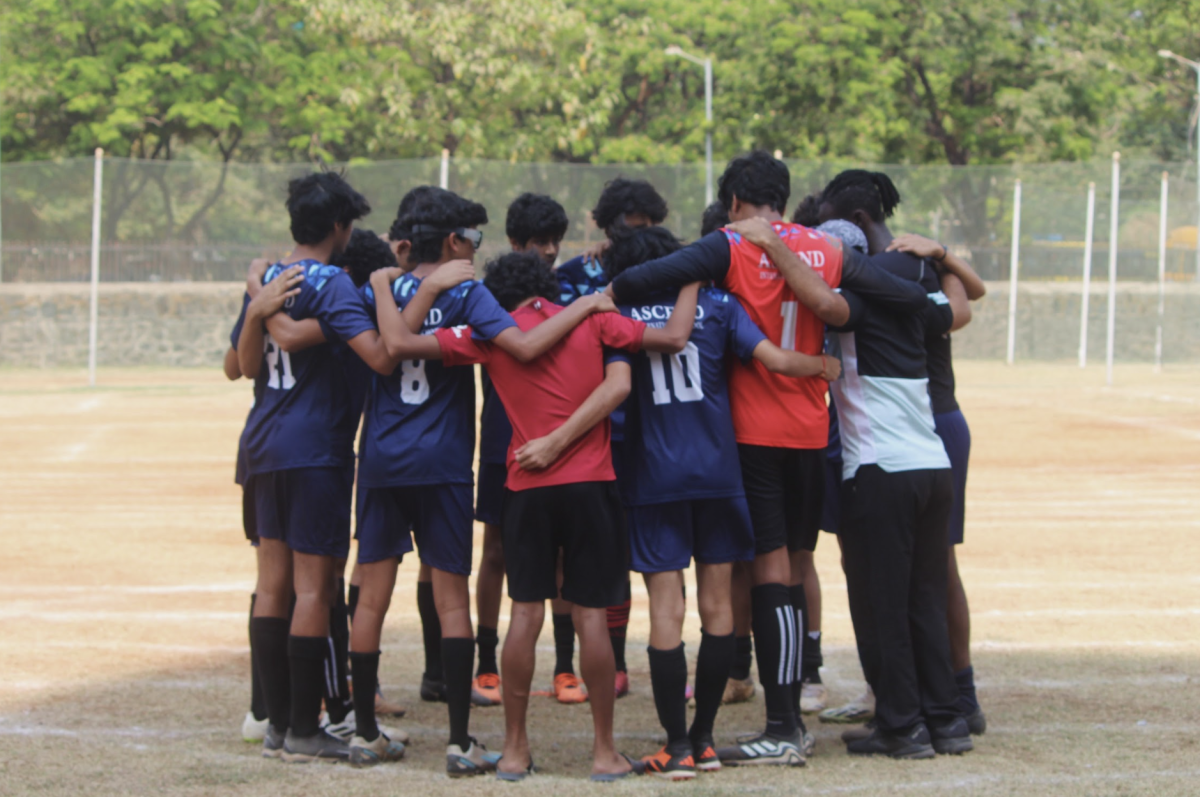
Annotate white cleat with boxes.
[819,685,875,724]
[242,711,269,743]
[800,681,828,714]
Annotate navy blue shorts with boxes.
[933,409,971,545]
[820,455,843,535]
[242,477,259,546]
[254,467,353,558]
[626,497,756,574]
[356,484,475,574]
[474,462,507,527]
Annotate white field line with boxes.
[0,609,244,622]
[0,583,253,595]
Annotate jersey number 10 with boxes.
[649,341,704,405]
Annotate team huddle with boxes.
[224,150,989,780]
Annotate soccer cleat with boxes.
[242,711,269,743]
[446,737,502,777]
[472,673,502,707]
[841,719,876,744]
[717,730,806,767]
[641,743,697,781]
[722,676,756,705]
[965,706,988,736]
[554,672,588,704]
[799,681,827,714]
[801,730,816,758]
[261,723,286,759]
[819,686,875,724]
[421,674,447,703]
[375,686,407,718]
[929,717,974,755]
[349,732,406,767]
[281,728,351,763]
[614,670,630,698]
[692,736,721,772]
[846,723,936,760]
[324,710,411,745]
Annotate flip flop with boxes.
[590,754,645,782]
[496,758,536,782]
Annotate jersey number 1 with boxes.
[780,301,798,351]
[649,342,704,405]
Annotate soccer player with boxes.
[236,172,408,763]
[604,226,840,779]
[818,170,988,736]
[369,250,699,781]
[608,151,929,766]
[346,187,618,775]
[700,201,729,238]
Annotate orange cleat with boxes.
[614,670,630,699]
[471,673,502,707]
[693,737,721,772]
[641,744,697,780]
[554,672,588,704]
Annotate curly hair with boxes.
[506,193,569,245]
[286,172,371,245]
[791,193,822,227]
[821,169,901,223]
[604,225,684,281]
[483,251,562,312]
[717,151,790,214]
[591,178,668,231]
[387,186,488,265]
[330,228,395,287]
[699,201,729,237]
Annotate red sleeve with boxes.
[594,313,646,353]
[435,325,492,366]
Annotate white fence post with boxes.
[1105,152,1120,388]
[1079,182,1096,368]
[1005,179,1022,365]
[88,148,104,388]
[439,148,450,190]
[1155,171,1168,372]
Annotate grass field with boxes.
[1,362,1198,796]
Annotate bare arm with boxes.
[941,272,972,332]
[492,293,616,363]
[752,341,841,381]
[641,283,700,353]
[888,234,986,300]
[371,268,445,361]
[514,360,632,471]
[263,317,326,353]
[398,260,477,333]
[223,347,241,381]
[237,266,305,378]
[725,218,850,326]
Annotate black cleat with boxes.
[965,706,987,735]
[261,723,286,759]
[281,728,351,763]
[420,674,447,703]
[841,719,876,744]
[846,723,936,760]
[930,717,974,755]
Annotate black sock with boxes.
[552,613,576,676]
[476,626,499,677]
[751,583,797,737]
[249,594,267,721]
[442,637,475,749]
[690,631,735,744]
[648,644,689,746]
[803,631,823,684]
[730,635,753,681]
[288,635,328,738]
[608,585,631,673]
[251,616,290,732]
[325,580,352,723]
[350,651,381,742]
[347,584,360,623]
[787,584,808,724]
[611,633,627,674]
[417,582,443,681]
[955,666,980,714]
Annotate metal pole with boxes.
[1156,171,1168,371]
[88,148,104,388]
[1195,66,1200,281]
[704,58,713,206]
[1005,179,1021,365]
[439,148,449,190]
[1105,152,1120,387]
[1079,182,1096,368]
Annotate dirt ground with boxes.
[1,362,1198,796]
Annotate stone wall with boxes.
[2,281,1198,367]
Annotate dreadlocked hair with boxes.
[822,170,901,223]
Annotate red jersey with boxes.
[435,301,646,492]
[722,223,844,449]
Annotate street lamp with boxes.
[1160,49,1200,278]
[665,45,713,205]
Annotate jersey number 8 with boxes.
[400,359,430,405]
[648,341,704,406]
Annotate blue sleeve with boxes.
[603,346,632,367]
[230,294,250,350]
[461,282,518,340]
[556,259,583,305]
[725,297,768,364]
[308,271,377,342]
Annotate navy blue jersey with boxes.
[478,370,513,466]
[234,261,376,477]
[556,254,608,305]
[358,274,516,488]
[616,286,767,505]
[231,297,251,486]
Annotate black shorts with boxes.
[242,477,258,545]
[474,462,507,527]
[737,444,825,555]
[501,481,629,609]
